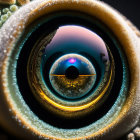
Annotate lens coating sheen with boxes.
[40,25,111,102]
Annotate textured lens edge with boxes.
[0,0,139,139]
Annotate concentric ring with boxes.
[0,0,139,139]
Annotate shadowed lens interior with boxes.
[16,12,124,129]
[65,66,79,79]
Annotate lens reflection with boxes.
[42,25,110,100]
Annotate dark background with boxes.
[103,0,140,30]
[0,0,140,139]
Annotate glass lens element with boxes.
[49,53,96,99]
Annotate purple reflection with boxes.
[68,58,76,64]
